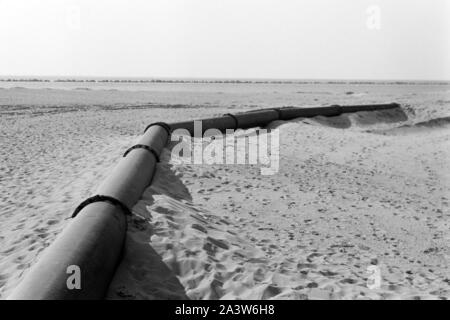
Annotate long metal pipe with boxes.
[169,103,399,135]
[7,102,400,299]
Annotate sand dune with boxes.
[374,116,450,136]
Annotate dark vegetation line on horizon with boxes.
[0,77,449,85]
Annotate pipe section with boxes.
[168,103,400,135]
[8,125,169,300]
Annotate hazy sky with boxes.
[0,0,449,80]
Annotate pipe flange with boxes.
[144,122,171,135]
[223,113,239,130]
[72,195,132,218]
[272,108,283,120]
[331,104,343,114]
[123,144,160,162]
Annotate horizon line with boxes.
[1,74,450,83]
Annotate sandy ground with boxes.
[107,108,450,300]
[1,85,449,299]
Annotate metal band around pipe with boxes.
[272,108,282,119]
[144,122,171,135]
[123,144,160,162]
[72,194,132,218]
[223,113,239,130]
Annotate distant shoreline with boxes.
[0,77,449,86]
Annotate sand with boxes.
[1,83,449,299]
[107,108,450,300]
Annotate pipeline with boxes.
[7,102,400,300]
[170,103,399,135]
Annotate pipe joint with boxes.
[72,195,132,218]
[144,122,171,135]
[223,113,239,130]
[123,144,160,162]
[272,108,283,120]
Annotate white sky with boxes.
[0,0,449,80]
